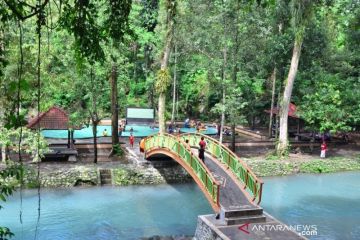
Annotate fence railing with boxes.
[180,133,263,204]
[144,133,220,207]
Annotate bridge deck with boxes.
[200,151,258,210]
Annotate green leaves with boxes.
[104,0,132,44]
[0,127,51,162]
[0,226,14,240]
[60,0,132,63]
[298,71,353,133]
[60,0,105,63]
[155,68,171,94]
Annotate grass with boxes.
[245,155,360,177]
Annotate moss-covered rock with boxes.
[14,163,192,188]
[22,165,98,188]
[112,165,191,186]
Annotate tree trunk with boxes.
[90,67,99,163]
[275,80,282,139]
[268,68,277,138]
[251,115,255,130]
[219,88,226,144]
[133,43,138,81]
[171,44,177,124]
[0,26,4,69]
[277,39,303,156]
[231,124,236,152]
[219,48,227,144]
[158,93,166,133]
[1,146,6,163]
[110,63,119,148]
[92,122,98,164]
[158,40,171,134]
[158,1,176,134]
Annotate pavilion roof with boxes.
[265,103,299,119]
[27,106,72,130]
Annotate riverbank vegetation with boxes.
[246,155,360,177]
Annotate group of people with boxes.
[103,119,330,159]
[169,119,208,134]
[168,123,181,134]
[100,121,136,148]
[118,120,130,137]
[184,118,209,133]
[101,121,132,138]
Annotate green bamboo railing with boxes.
[180,133,263,204]
[144,133,220,207]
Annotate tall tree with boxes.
[277,0,315,156]
[105,0,132,152]
[170,44,177,124]
[155,0,176,134]
[110,63,119,151]
[61,0,131,156]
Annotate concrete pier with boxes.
[195,213,307,240]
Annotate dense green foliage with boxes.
[0,0,358,132]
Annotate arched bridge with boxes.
[144,133,265,225]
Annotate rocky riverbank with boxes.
[8,154,360,189]
[4,145,360,189]
[16,162,192,188]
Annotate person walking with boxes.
[129,134,135,148]
[118,124,123,137]
[198,137,207,162]
[102,129,108,137]
[184,118,190,128]
[320,141,327,158]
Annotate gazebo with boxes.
[27,106,76,149]
[265,103,302,137]
[265,103,299,119]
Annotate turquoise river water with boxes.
[41,125,217,138]
[0,171,359,240]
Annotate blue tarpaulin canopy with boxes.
[126,107,155,125]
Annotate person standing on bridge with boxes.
[199,137,206,162]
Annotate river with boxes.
[1,171,359,240]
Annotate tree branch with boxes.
[3,0,50,21]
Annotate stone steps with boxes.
[223,208,263,218]
[221,207,266,225]
[99,169,112,185]
[224,214,266,225]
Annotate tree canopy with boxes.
[0,0,358,149]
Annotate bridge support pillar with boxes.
[194,215,230,240]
